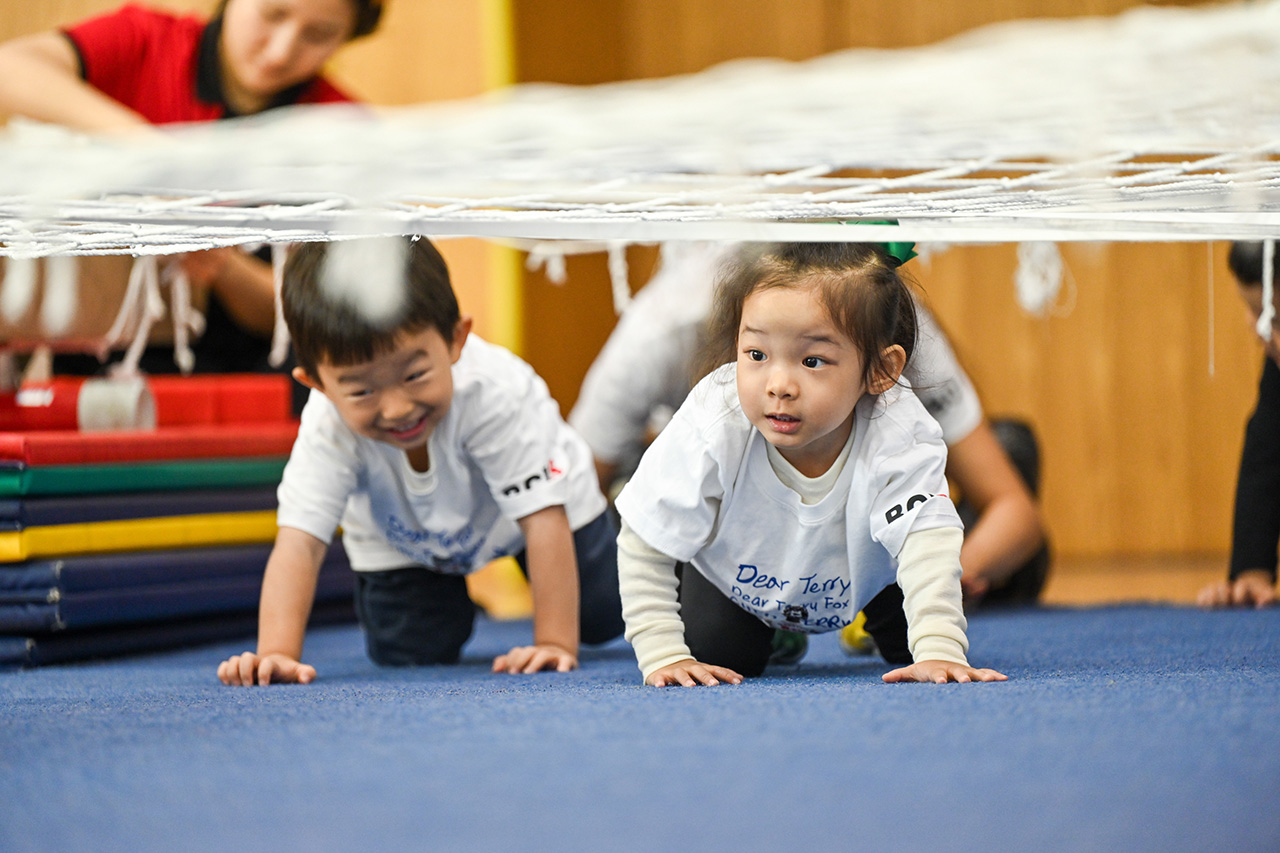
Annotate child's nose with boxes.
[380,390,416,422]
[767,366,797,398]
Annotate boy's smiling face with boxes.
[295,318,471,462]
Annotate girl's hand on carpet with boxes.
[882,660,1007,684]
[1196,570,1276,609]
[217,652,316,686]
[492,643,578,674]
[646,659,743,687]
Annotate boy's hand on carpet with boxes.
[217,652,316,686]
[1196,570,1276,609]
[881,660,1007,684]
[646,659,743,687]
[492,643,578,674]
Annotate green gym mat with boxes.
[0,457,288,496]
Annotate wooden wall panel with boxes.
[0,0,210,41]
[920,242,1257,556]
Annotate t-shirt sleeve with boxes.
[907,303,984,444]
[62,4,154,94]
[460,369,575,522]
[614,385,736,562]
[275,392,360,545]
[569,303,694,467]
[866,396,963,559]
[569,244,721,467]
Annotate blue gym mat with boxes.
[0,487,278,529]
[0,542,353,638]
[0,604,1277,852]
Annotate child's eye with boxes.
[405,371,427,383]
[802,356,827,368]
[746,349,766,362]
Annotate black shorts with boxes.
[352,512,624,666]
[677,563,911,677]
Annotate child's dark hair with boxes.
[698,242,917,392]
[284,238,460,379]
[1229,241,1274,286]
[215,0,384,39]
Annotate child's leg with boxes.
[569,512,626,644]
[513,512,625,645]
[677,562,774,677]
[353,568,476,665]
[860,584,913,665]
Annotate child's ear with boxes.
[448,315,473,364]
[868,344,907,395]
[291,366,323,392]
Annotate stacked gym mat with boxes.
[0,375,354,667]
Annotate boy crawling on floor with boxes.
[218,237,623,685]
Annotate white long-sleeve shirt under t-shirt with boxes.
[276,334,606,574]
[570,242,983,474]
[614,366,969,680]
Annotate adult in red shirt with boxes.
[0,1,384,388]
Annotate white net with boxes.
[1,0,1279,257]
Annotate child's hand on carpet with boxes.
[492,643,578,674]
[217,652,316,686]
[882,660,1007,684]
[645,658,743,687]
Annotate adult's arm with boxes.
[944,420,1045,598]
[181,248,279,340]
[0,31,146,132]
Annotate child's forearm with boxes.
[898,526,970,665]
[617,521,692,680]
[256,527,329,661]
[519,506,579,654]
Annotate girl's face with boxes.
[219,0,357,113]
[1239,281,1280,368]
[736,283,871,478]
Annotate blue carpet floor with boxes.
[1,604,1278,853]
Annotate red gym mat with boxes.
[0,421,299,466]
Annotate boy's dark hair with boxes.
[284,237,460,379]
[698,242,918,393]
[215,0,384,39]
[1229,241,1273,287]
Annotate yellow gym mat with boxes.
[0,510,278,562]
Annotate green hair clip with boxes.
[840,220,917,267]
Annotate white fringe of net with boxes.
[1,0,1279,258]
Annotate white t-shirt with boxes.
[277,334,606,573]
[615,364,963,633]
[570,242,983,472]
[570,242,723,472]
